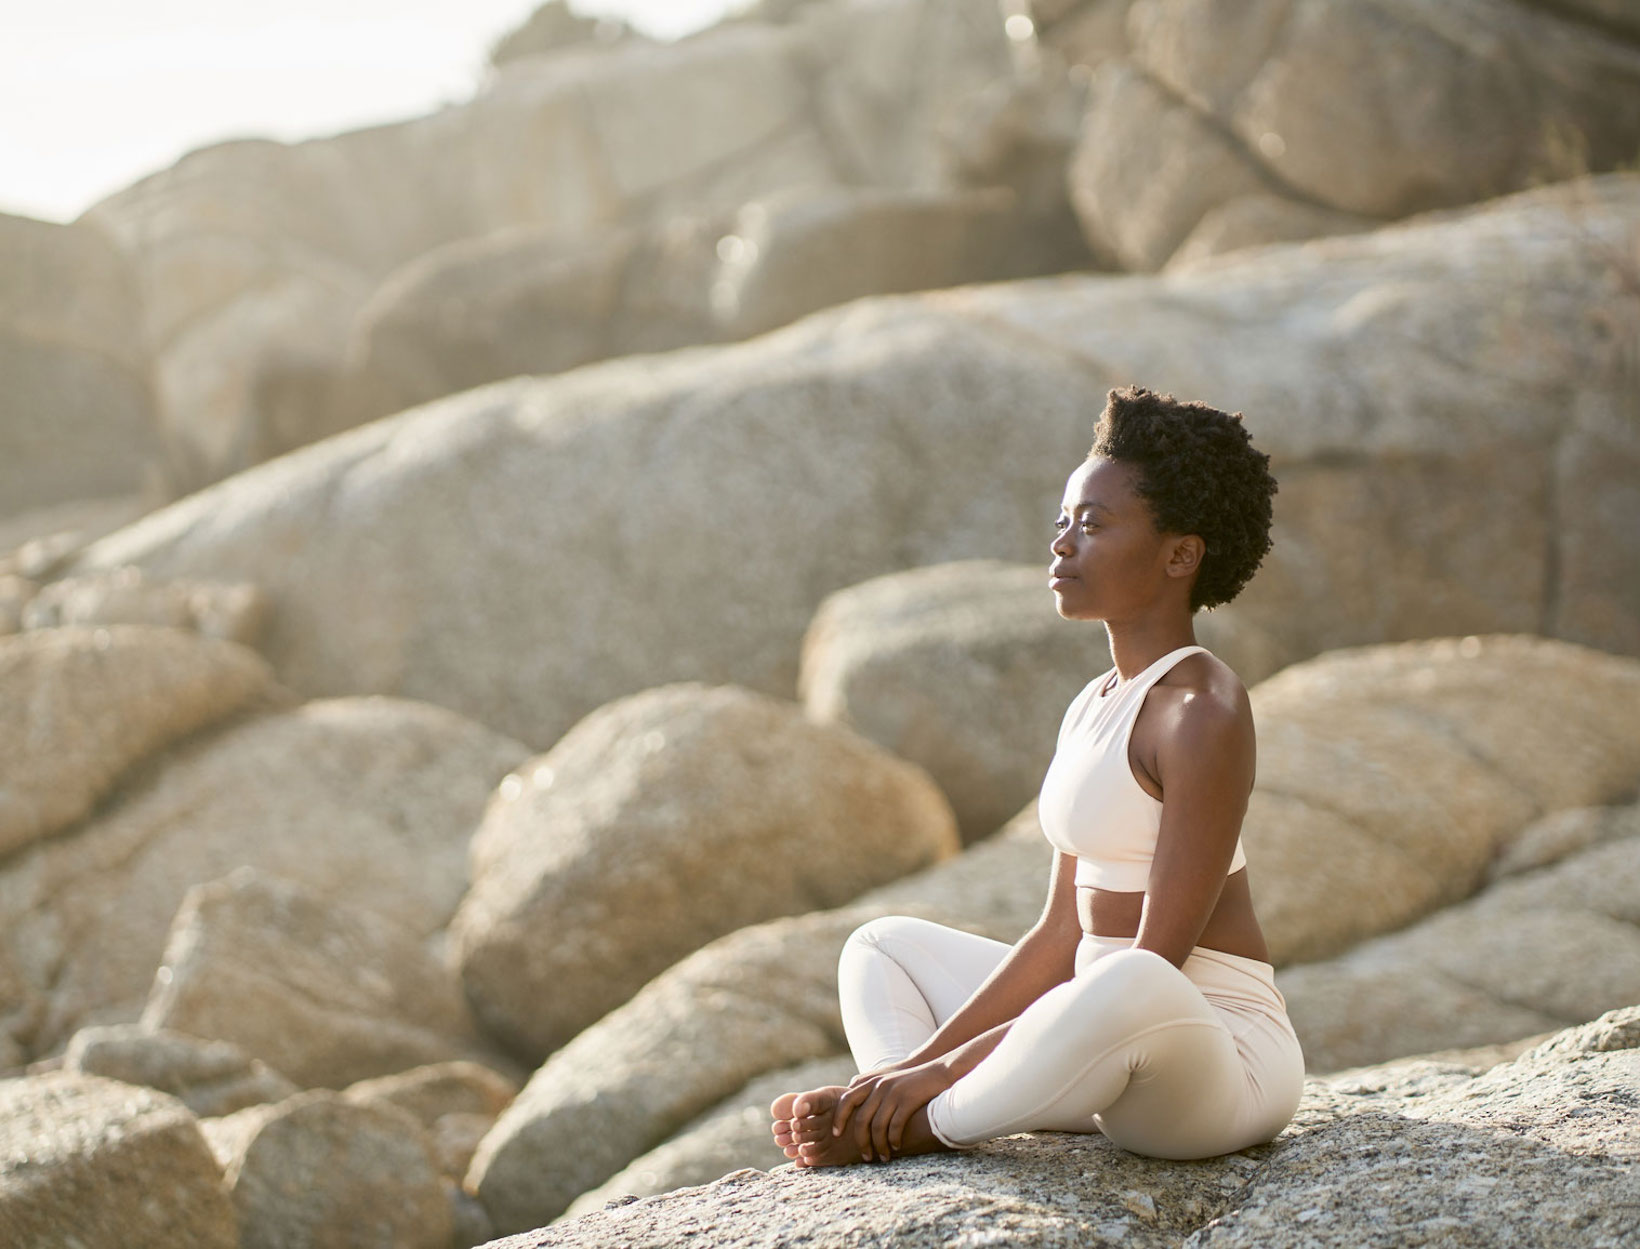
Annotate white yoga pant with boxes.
[838,916,1305,1159]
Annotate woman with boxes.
[770,384,1301,1168]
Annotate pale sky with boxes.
[0,0,739,224]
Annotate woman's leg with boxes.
[924,947,1260,1160]
[837,915,1014,1073]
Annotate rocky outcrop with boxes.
[452,682,958,1059]
[486,1006,1640,1248]
[0,1071,237,1247]
[143,870,488,1088]
[466,635,1640,1230]
[1066,0,1640,269]
[80,0,1013,489]
[0,696,526,1064]
[344,1060,519,1181]
[63,1025,298,1118]
[0,625,272,858]
[1279,803,1640,1071]
[0,212,158,517]
[203,1091,449,1249]
[74,178,1640,748]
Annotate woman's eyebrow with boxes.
[1060,501,1111,516]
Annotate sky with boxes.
[0,0,739,224]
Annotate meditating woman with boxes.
[770,384,1301,1167]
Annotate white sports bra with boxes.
[1038,644,1248,892]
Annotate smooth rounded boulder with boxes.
[450,682,960,1059]
[0,624,272,858]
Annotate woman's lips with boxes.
[1050,574,1076,589]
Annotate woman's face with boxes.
[1049,456,1176,622]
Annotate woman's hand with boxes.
[832,1060,953,1162]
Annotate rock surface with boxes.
[451,682,959,1058]
[1066,0,1640,269]
[484,1006,1640,1248]
[0,212,158,516]
[204,1090,449,1249]
[74,178,1640,749]
[63,1024,298,1118]
[17,566,268,644]
[0,1071,237,1247]
[561,1054,858,1220]
[0,696,527,1063]
[1279,805,1640,1071]
[0,625,272,858]
[143,869,488,1089]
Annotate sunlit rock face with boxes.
[1062,0,1640,269]
[0,697,527,1065]
[72,177,1640,749]
[0,212,159,518]
[449,682,960,1060]
[77,0,1015,491]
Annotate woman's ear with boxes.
[1166,534,1205,579]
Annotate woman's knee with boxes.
[843,914,947,955]
[1054,948,1210,1032]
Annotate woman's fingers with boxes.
[870,1098,894,1161]
[887,1101,913,1153]
[853,1088,885,1161]
[832,1081,871,1137]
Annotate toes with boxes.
[770,1092,798,1121]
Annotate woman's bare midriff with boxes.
[1077,868,1272,964]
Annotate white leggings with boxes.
[838,916,1305,1159]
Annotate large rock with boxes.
[1247,636,1640,964]
[81,2,1011,487]
[203,1091,449,1249]
[1279,806,1640,1071]
[0,212,158,517]
[0,1071,237,1247]
[344,1060,519,1181]
[64,1024,298,1118]
[452,682,957,1059]
[74,178,1640,749]
[0,625,272,858]
[484,1007,1640,1248]
[0,696,527,1063]
[1067,0,1640,268]
[143,870,488,1089]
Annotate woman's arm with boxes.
[884,847,1083,1070]
[1132,682,1256,967]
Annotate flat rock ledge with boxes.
[484,1007,1640,1249]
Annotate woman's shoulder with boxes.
[1155,649,1252,725]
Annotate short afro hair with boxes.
[1089,385,1277,612]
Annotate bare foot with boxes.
[769,1092,803,1160]
[787,1085,949,1168]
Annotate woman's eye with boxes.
[1052,516,1068,531]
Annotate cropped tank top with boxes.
[1038,644,1248,892]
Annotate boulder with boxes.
[467,813,1050,1233]
[0,696,527,1062]
[82,2,1010,486]
[0,1071,236,1247]
[0,212,158,517]
[1487,801,1640,881]
[345,1060,519,1182]
[1279,808,1640,1071]
[561,1054,858,1220]
[1067,0,1640,268]
[0,625,272,858]
[1247,636,1640,964]
[202,1090,449,1249]
[74,178,1640,747]
[18,566,268,644]
[0,493,149,580]
[799,560,1112,842]
[484,1007,1640,1248]
[451,682,959,1058]
[63,1024,298,1118]
[142,870,488,1089]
